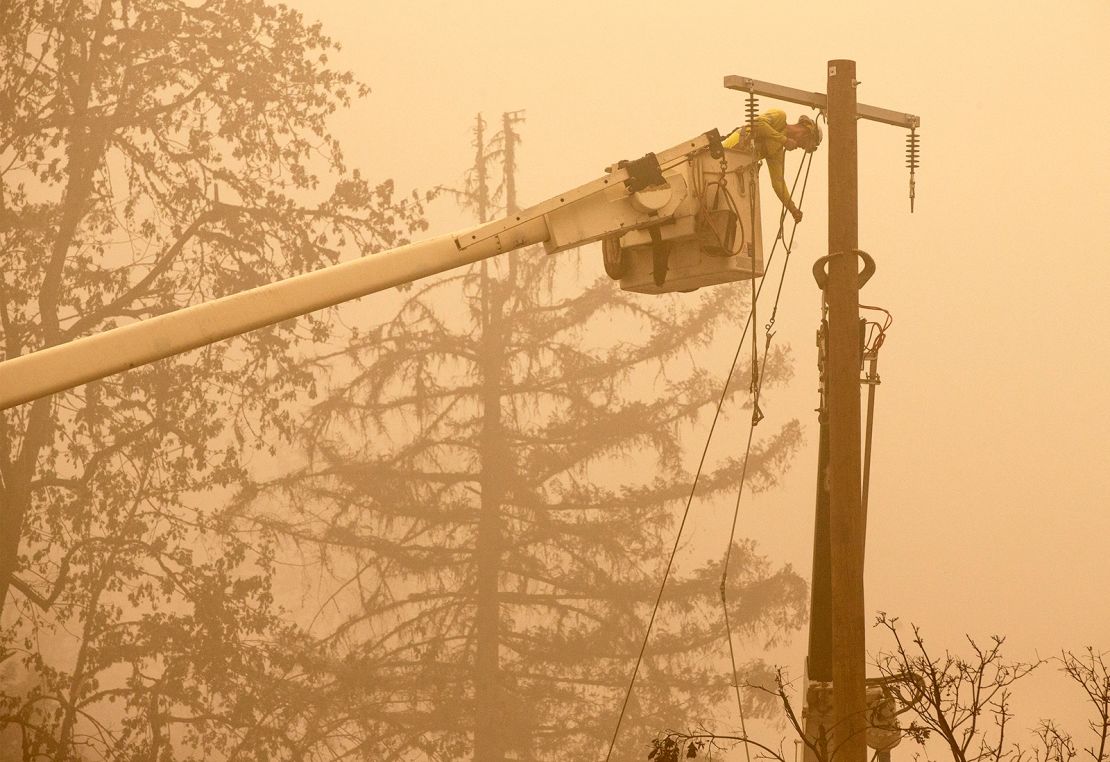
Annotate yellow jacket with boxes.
[723,109,796,214]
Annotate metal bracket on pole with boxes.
[812,250,876,291]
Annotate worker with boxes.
[723,110,822,224]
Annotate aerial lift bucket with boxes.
[602,142,764,294]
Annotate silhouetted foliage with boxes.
[1058,648,1110,762]
[872,614,1043,762]
[248,114,807,760]
[0,0,423,757]
[650,633,1108,762]
[870,621,1110,762]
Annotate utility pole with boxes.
[825,58,867,762]
[725,63,918,762]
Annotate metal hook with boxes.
[812,249,876,290]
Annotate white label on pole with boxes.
[829,65,838,76]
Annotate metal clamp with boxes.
[705,128,724,159]
[617,152,665,193]
[812,249,876,290]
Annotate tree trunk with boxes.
[474,259,507,761]
[0,399,53,618]
[57,559,113,759]
[0,0,113,620]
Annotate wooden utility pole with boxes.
[825,58,867,762]
[724,63,918,762]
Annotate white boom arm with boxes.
[0,131,762,410]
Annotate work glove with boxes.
[790,207,803,224]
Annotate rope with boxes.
[603,286,759,762]
[698,179,747,258]
[720,328,775,750]
[719,150,813,737]
[748,158,760,398]
[603,148,813,761]
[767,157,814,331]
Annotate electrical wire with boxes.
[698,179,747,258]
[720,151,813,737]
[602,276,761,762]
[603,148,814,761]
[858,305,892,523]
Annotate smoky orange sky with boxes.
[287,0,1110,735]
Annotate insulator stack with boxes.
[905,127,920,213]
[746,90,759,129]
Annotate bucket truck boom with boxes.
[0,130,763,410]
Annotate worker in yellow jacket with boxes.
[723,109,822,224]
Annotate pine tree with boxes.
[256,113,807,760]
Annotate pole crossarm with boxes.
[724,75,920,129]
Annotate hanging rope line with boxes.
[720,151,813,738]
[719,328,774,759]
[603,147,814,762]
